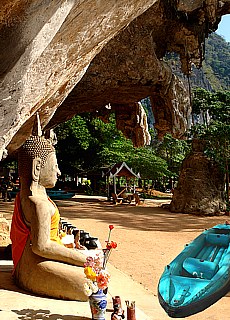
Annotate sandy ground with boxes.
[1,195,230,319]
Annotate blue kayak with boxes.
[158,223,230,318]
[47,190,75,200]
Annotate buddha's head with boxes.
[18,134,61,189]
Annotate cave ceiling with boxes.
[0,0,230,159]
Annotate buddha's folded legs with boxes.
[14,246,88,301]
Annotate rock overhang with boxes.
[0,0,230,160]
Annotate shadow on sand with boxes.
[11,309,89,319]
[55,198,229,234]
[1,196,228,234]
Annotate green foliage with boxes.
[192,88,213,115]
[55,115,93,174]
[55,115,92,150]
[192,89,230,124]
[209,91,230,122]
[191,88,230,169]
[127,146,171,179]
[154,133,190,178]
[204,33,230,91]
[55,113,173,181]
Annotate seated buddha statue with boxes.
[10,123,92,301]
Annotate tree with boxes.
[55,115,94,175]
[154,133,190,187]
[55,113,173,190]
[191,88,213,126]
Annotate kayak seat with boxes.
[183,257,218,280]
[205,233,229,247]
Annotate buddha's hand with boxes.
[75,242,86,250]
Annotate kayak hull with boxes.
[158,224,230,318]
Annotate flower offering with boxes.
[83,225,117,296]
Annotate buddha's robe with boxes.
[10,193,63,271]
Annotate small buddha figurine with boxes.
[10,115,91,301]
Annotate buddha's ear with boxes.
[31,158,42,192]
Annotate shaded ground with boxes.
[1,195,230,319]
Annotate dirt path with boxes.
[1,196,230,319]
[57,196,230,319]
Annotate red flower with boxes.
[111,241,117,249]
[106,241,117,250]
[109,225,114,230]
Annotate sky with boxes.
[216,14,230,42]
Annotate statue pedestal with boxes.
[0,268,92,318]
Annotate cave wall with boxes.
[0,0,230,160]
[0,0,157,159]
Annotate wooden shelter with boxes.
[105,162,140,199]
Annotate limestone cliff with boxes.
[170,140,226,215]
[0,0,230,159]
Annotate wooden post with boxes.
[114,176,117,195]
[107,176,110,200]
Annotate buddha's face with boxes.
[39,152,61,188]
